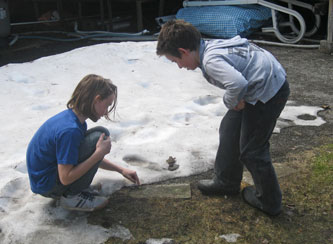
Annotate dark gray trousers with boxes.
[215,81,290,213]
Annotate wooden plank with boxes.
[320,0,333,53]
[328,0,333,43]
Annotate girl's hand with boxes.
[122,168,141,185]
[96,133,111,157]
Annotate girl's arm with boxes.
[58,133,110,185]
[99,158,141,185]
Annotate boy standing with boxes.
[156,20,290,216]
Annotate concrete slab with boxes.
[128,183,191,199]
[242,164,297,185]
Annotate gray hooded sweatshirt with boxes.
[199,35,286,109]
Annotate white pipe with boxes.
[9,34,19,46]
[250,39,320,48]
[73,22,149,36]
[10,19,59,26]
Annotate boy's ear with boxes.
[178,48,190,56]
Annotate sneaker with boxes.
[198,179,239,195]
[60,191,108,212]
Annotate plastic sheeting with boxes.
[176,5,272,38]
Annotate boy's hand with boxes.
[122,168,141,185]
[96,133,111,156]
[234,99,245,111]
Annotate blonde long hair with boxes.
[67,74,117,121]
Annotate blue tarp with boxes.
[176,5,272,38]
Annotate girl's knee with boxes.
[86,126,109,137]
[78,126,110,162]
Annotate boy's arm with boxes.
[204,58,248,109]
[234,99,245,111]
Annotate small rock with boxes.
[262,238,269,244]
[146,238,175,244]
[168,164,179,171]
[219,233,241,243]
[166,156,179,171]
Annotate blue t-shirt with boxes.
[26,109,87,194]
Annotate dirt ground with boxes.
[1,34,333,244]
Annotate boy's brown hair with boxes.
[156,19,201,58]
[67,74,117,122]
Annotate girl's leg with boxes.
[64,126,110,196]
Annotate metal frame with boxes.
[279,0,321,37]
[182,0,311,43]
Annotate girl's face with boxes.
[93,94,116,121]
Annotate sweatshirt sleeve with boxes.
[204,58,248,109]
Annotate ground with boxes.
[1,33,332,244]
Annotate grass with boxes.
[312,144,333,184]
[88,143,333,244]
[285,144,333,217]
